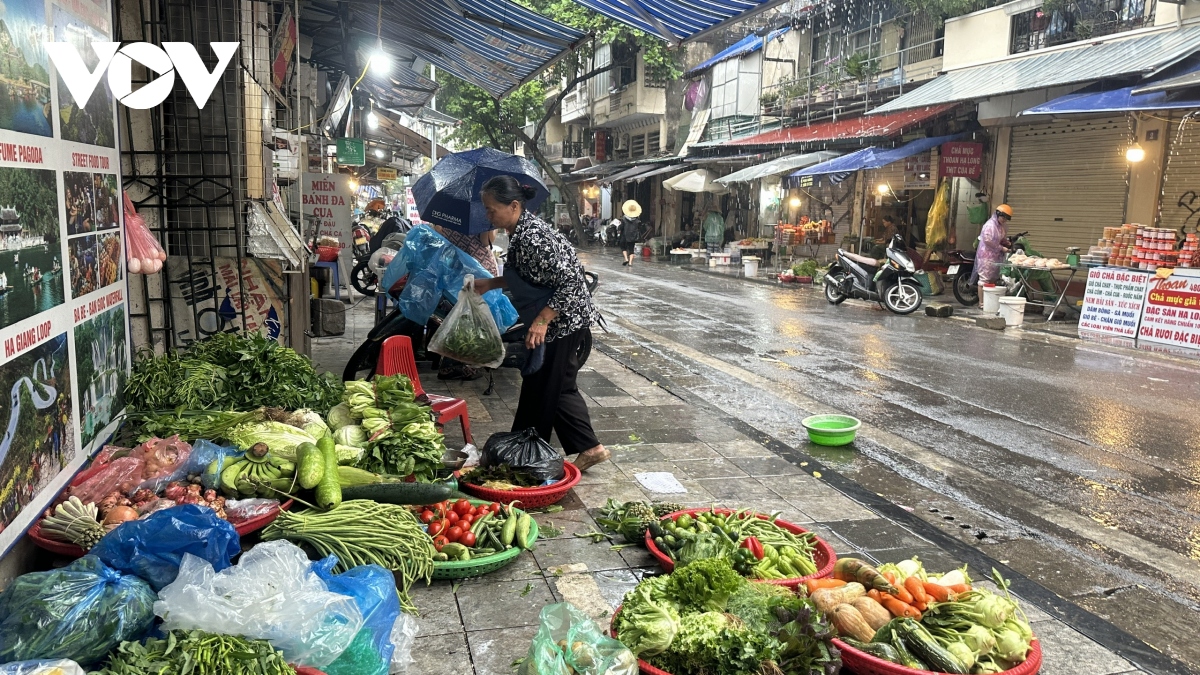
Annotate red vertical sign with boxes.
[594,130,607,163]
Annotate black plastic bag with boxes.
[482,428,564,483]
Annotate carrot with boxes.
[867,589,882,602]
[880,595,920,619]
[949,583,971,595]
[891,585,914,604]
[922,581,951,602]
[883,571,897,586]
[805,578,846,594]
[904,577,928,604]
[913,600,928,612]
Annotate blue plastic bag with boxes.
[187,439,243,491]
[89,504,240,591]
[313,557,401,675]
[0,555,156,667]
[382,225,517,330]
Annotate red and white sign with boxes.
[302,172,353,265]
[405,188,425,225]
[1078,267,1150,338]
[1137,269,1200,349]
[939,142,983,179]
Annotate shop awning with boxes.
[728,104,957,147]
[563,160,628,183]
[789,134,963,181]
[604,164,659,183]
[1022,63,1200,115]
[304,0,585,98]
[571,0,808,44]
[871,25,1200,114]
[631,163,689,181]
[716,151,841,184]
[685,27,790,76]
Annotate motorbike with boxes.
[824,233,924,315]
[946,231,1030,306]
[350,213,411,296]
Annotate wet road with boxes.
[580,251,1200,607]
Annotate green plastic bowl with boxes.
[801,414,862,446]
[430,501,539,580]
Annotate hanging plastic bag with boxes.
[154,540,363,668]
[0,556,156,667]
[428,275,505,368]
[925,178,951,254]
[88,504,240,591]
[313,558,403,675]
[482,428,564,483]
[0,661,85,675]
[123,191,166,275]
[518,603,637,675]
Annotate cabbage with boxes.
[226,421,317,460]
[327,402,356,430]
[335,444,365,464]
[334,424,369,448]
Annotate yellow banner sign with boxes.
[376,167,398,180]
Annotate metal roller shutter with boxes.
[1159,112,1200,234]
[1005,119,1129,258]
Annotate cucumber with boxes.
[895,618,967,674]
[314,441,342,509]
[296,442,323,489]
[339,481,456,505]
[842,639,904,665]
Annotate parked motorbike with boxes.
[824,233,924,314]
[350,213,411,296]
[946,231,1030,306]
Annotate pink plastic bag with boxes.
[69,457,145,504]
[128,436,192,495]
[123,191,166,275]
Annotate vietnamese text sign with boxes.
[405,187,425,225]
[377,167,397,181]
[939,142,983,179]
[1138,269,1200,349]
[303,173,353,265]
[1078,267,1150,338]
[903,151,933,189]
[337,137,365,166]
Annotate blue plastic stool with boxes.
[312,261,341,301]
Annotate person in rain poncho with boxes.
[970,204,1013,307]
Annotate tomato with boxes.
[489,502,502,514]
[419,510,435,524]
[460,531,477,547]
[446,526,464,542]
[428,520,446,536]
[446,512,459,525]
[454,499,473,516]
[472,505,487,516]
[432,535,449,551]
[460,514,474,526]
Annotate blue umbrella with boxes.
[411,148,549,235]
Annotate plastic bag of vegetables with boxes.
[0,660,85,675]
[427,275,505,369]
[518,603,638,675]
[0,555,156,667]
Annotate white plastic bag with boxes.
[154,540,363,668]
[388,613,420,673]
[427,275,505,368]
[0,661,85,675]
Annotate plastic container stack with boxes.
[1132,225,1178,272]
[1181,233,1199,269]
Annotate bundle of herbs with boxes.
[344,376,445,480]
[462,464,541,489]
[90,629,295,675]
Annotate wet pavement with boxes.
[309,278,1188,675]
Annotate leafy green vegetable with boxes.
[121,408,265,443]
[669,557,744,613]
[725,581,803,634]
[126,332,342,414]
[428,290,504,367]
[335,424,369,448]
[649,612,778,675]
[327,402,357,429]
[90,629,294,675]
[615,578,680,657]
[676,531,737,566]
[226,420,318,459]
[346,377,446,480]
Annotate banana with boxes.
[220,460,245,493]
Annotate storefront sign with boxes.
[1079,267,1150,338]
[939,142,983,179]
[337,138,365,166]
[405,188,425,225]
[303,173,353,266]
[1137,269,1200,349]
[903,151,933,189]
[377,167,397,181]
[270,6,296,93]
[594,130,607,163]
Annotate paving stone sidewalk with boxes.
[311,306,1142,675]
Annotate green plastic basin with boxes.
[801,414,861,446]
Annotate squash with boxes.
[811,588,845,614]
[851,597,892,631]
[842,582,866,600]
[833,558,896,593]
[831,604,876,643]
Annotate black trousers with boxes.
[511,329,599,455]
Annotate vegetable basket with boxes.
[431,501,539,580]
[27,499,293,558]
[609,604,674,675]
[460,460,581,507]
[833,637,1042,675]
[645,507,836,587]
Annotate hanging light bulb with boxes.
[371,40,391,75]
[789,196,801,208]
[877,183,889,195]
[347,178,359,191]
[1125,143,1145,163]
[375,148,385,159]
[367,109,380,129]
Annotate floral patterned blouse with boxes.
[507,211,599,341]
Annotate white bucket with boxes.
[709,256,719,268]
[998,297,1027,326]
[981,285,1005,314]
[743,256,760,277]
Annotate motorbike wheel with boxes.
[952,274,978,306]
[824,275,848,305]
[883,280,924,315]
[351,259,377,296]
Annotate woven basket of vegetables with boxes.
[834,638,1040,675]
[430,500,539,580]
[460,460,581,507]
[645,508,836,587]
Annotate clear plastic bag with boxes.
[180,439,242,490]
[518,603,637,675]
[224,497,281,522]
[0,660,85,675]
[127,436,192,495]
[89,504,241,591]
[0,556,156,667]
[154,540,364,668]
[68,457,144,503]
[388,613,419,674]
[483,428,564,483]
[428,276,505,369]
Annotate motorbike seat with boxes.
[841,250,880,267]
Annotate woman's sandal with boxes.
[571,446,611,472]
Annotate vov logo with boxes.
[45,42,239,110]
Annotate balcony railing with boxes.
[562,141,586,159]
[561,89,589,121]
[1010,0,1154,54]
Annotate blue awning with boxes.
[1023,63,1200,115]
[685,27,790,76]
[788,134,963,184]
[573,0,809,44]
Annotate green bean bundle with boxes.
[262,500,433,612]
[91,629,294,675]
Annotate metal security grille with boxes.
[1005,119,1130,258]
[1159,112,1200,234]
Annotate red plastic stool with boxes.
[377,335,473,444]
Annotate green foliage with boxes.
[898,0,1005,19]
[437,72,545,151]
[844,51,878,81]
[0,168,57,235]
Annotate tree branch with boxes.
[533,63,614,143]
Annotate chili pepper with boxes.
[740,535,765,560]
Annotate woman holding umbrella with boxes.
[471,176,610,472]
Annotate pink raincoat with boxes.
[971,214,1007,284]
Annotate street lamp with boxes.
[375,148,385,159]
[877,183,890,195]
[367,110,380,129]
[1125,143,1146,163]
